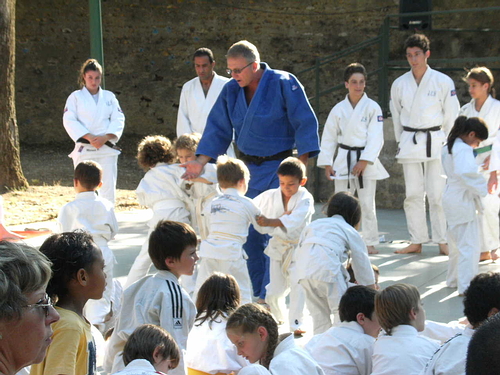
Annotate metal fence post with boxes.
[89,0,105,88]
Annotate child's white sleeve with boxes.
[57,203,78,233]
[454,148,488,197]
[278,193,315,234]
[348,229,375,286]
[360,103,384,163]
[317,106,340,167]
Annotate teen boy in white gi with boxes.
[390,34,459,254]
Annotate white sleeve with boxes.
[441,80,460,135]
[279,194,315,234]
[107,93,125,141]
[422,320,466,343]
[360,103,384,163]
[390,81,403,143]
[348,228,375,285]
[489,131,500,172]
[176,85,192,137]
[454,148,488,197]
[57,204,78,233]
[63,92,90,141]
[317,107,340,167]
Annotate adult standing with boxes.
[0,241,60,375]
[63,59,125,204]
[182,40,319,302]
[460,67,500,262]
[390,34,459,254]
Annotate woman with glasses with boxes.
[0,240,60,375]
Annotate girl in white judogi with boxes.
[459,67,500,262]
[226,303,324,375]
[294,191,375,335]
[185,273,249,375]
[317,63,388,254]
[442,116,488,295]
[63,59,125,204]
[125,135,193,288]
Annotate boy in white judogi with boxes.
[390,34,460,255]
[372,284,439,375]
[317,63,388,254]
[254,157,314,334]
[193,156,267,305]
[57,160,118,332]
[104,221,198,375]
[305,286,380,375]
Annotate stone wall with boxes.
[15,0,500,207]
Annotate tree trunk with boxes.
[0,0,28,192]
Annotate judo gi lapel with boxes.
[83,86,105,130]
[479,95,494,122]
[408,66,432,122]
[343,93,370,143]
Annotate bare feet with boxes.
[293,328,306,337]
[257,298,271,311]
[367,245,379,254]
[439,243,449,256]
[395,243,422,254]
[480,251,492,262]
[0,225,25,241]
[492,250,498,261]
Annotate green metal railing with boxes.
[89,0,105,88]
[298,6,500,118]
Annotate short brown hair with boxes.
[375,283,421,335]
[174,133,201,154]
[148,220,197,271]
[404,33,430,53]
[216,155,249,189]
[123,324,180,368]
[277,157,306,181]
[344,63,367,82]
[74,160,102,191]
[137,135,175,170]
[465,66,495,98]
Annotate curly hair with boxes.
[0,241,52,320]
[463,272,500,328]
[226,303,278,369]
[174,132,201,154]
[137,135,175,170]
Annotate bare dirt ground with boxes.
[3,143,144,226]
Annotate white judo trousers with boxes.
[335,178,379,246]
[402,160,447,244]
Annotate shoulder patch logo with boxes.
[451,89,456,96]
[377,115,384,122]
[64,107,68,113]
[291,85,298,91]
[174,319,183,329]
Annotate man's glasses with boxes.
[226,61,254,75]
[25,293,54,317]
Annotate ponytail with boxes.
[447,116,488,154]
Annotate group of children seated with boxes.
[28,130,500,375]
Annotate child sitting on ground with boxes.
[125,135,193,288]
[113,324,180,375]
[105,220,198,375]
[254,157,315,334]
[371,283,439,375]
[226,303,323,375]
[295,191,375,334]
[185,272,249,375]
[57,160,118,333]
[31,231,107,375]
[194,156,267,304]
[306,285,380,375]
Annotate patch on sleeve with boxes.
[291,84,299,91]
[451,89,456,96]
[118,107,123,113]
[377,115,384,122]
[63,107,68,113]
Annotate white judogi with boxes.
[441,139,487,294]
[317,94,388,245]
[390,66,460,244]
[268,335,324,375]
[460,96,500,253]
[57,191,118,330]
[238,365,272,375]
[63,87,125,204]
[125,163,192,289]
[254,187,314,330]
[420,327,473,375]
[305,321,375,375]
[112,359,157,375]
[104,271,196,375]
[176,73,234,157]
[294,215,374,334]
[371,325,440,375]
[194,188,262,304]
[185,317,249,374]
[421,320,467,344]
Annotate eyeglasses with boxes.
[226,61,254,75]
[25,294,54,317]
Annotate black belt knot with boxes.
[76,137,122,151]
[339,143,365,189]
[239,149,293,166]
[402,126,441,158]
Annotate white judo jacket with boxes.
[294,215,374,286]
[317,93,388,180]
[104,271,196,375]
[305,321,375,375]
[441,139,487,226]
[254,187,315,261]
[268,334,324,375]
[390,66,460,162]
[176,73,229,136]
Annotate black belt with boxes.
[339,143,365,189]
[402,126,442,158]
[76,137,122,152]
[239,149,293,166]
